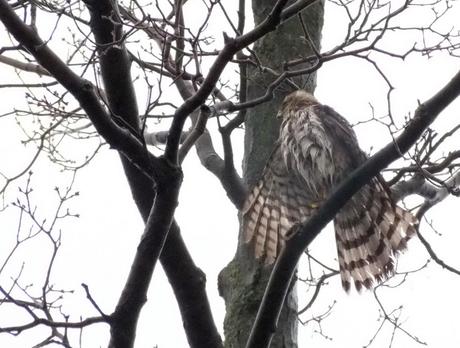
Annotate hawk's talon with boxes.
[307,201,321,209]
[284,223,302,240]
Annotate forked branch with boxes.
[246,69,460,348]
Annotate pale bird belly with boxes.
[297,144,336,199]
[281,123,337,200]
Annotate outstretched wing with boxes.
[242,143,315,264]
[315,104,417,291]
[334,178,417,291]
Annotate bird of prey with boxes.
[243,90,416,291]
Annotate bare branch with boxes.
[109,161,182,347]
[178,105,210,163]
[0,54,50,75]
[0,1,161,181]
[246,68,460,348]
[164,0,292,162]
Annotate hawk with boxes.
[243,90,417,291]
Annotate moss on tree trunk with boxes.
[219,1,324,347]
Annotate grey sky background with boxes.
[0,1,460,347]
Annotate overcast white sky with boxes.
[1,1,460,347]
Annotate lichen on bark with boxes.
[219,1,325,347]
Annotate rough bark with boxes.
[219,1,324,347]
[245,68,460,347]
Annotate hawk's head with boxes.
[277,90,319,119]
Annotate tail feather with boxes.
[334,179,416,291]
[387,206,417,251]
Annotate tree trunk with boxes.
[219,2,324,347]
